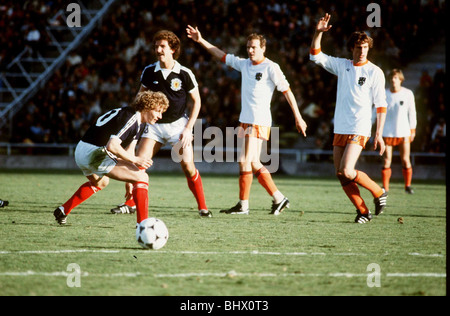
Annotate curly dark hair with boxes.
[153,30,181,60]
[347,31,373,52]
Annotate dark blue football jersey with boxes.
[140,61,197,123]
[81,107,144,149]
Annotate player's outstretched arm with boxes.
[373,111,387,156]
[284,89,307,137]
[311,13,332,50]
[186,25,227,60]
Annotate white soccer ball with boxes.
[136,217,169,249]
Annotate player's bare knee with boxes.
[239,161,251,171]
[136,171,149,183]
[341,168,356,180]
[96,178,109,190]
[401,159,411,169]
[180,161,196,177]
[336,169,354,185]
[251,161,263,172]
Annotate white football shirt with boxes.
[225,54,290,127]
[310,51,387,137]
[383,87,417,137]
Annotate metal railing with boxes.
[0,0,117,134]
[0,142,445,167]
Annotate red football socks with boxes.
[186,169,208,210]
[62,182,101,215]
[133,181,149,224]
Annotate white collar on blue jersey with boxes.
[136,111,142,126]
[154,60,181,74]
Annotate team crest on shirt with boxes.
[170,78,182,91]
[255,72,263,81]
[400,101,404,106]
[358,77,366,86]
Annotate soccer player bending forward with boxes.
[53,91,169,225]
[380,69,417,194]
[110,30,211,218]
[309,13,388,223]
[187,25,307,215]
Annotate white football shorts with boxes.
[141,116,190,146]
[74,140,117,176]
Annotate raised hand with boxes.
[186,25,201,42]
[316,13,332,32]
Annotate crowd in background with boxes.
[2,0,446,153]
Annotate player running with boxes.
[187,25,307,215]
[309,13,388,223]
[53,91,169,225]
[110,30,211,218]
[379,69,417,194]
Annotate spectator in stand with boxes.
[430,118,446,153]
[4,1,445,155]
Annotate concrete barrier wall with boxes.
[0,155,445,180]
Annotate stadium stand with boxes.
[0,0,446,154]
[0,0,117,135]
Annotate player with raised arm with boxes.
[110,30,211,218]
[380,69,417,194]
[187,25,307,215]
[53,91,169,225]
[309,13,388,223]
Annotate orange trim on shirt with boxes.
[376,107,387,114]
[220,54,227,63]
[353,60,369,66]
[252,57,266,65]
[282,87,291,95]
[310,47,321,55]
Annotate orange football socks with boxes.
[402,167,413,188]
[239,171,253,200]
[254,167,278,196]
[341,181,370,214]
[381,167,392,191]
[354,170,384,198]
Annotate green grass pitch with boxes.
[0,169,446,296]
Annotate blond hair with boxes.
[132,91,169,113]
[387,69,405,83]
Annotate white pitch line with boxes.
[408,252,445,258]
[0,249,119,255]
[0,271,445,278]
[0,249,445,258]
